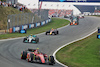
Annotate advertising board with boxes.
[39,0,100,2]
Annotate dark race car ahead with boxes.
[78,15,84,19]
[70,16,79,25]
[45,29,59,35]
[21,48,55,65]
[23,35,39,43]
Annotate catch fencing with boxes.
[7,9,50,33]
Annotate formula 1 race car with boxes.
[21,48,55,65]
[23,35,39,43]
[78,15,84,19]
[70,16,79,25]
[45,28,59,35]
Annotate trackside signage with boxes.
[46,20,48,23]
[13,27,20,32]
[29,24,35,28]
[22,25,28,30]
[36,22,41,27]
[11,18,51,33]
[41,21,45,25]
[39,0,100,2]
[48,19,51,22]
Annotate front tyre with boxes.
[57,31,59,34]
[45,32,47,35]
[30,54,35,63]
[48,56,55,65]
[27,53,34,62]
[21,51,27,60]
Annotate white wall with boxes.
[17,0,81,15]
[18,0,100,15]
[41,2,81,15]
[18,0,39,9]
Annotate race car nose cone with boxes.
[50,33,52,35]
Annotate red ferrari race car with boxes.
[21,48,55,65]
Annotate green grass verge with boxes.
[0,18,70,39]
[89,15,100,17]
[56,32,100,67]
[95,15,100,17]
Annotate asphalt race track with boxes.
[0,16,100,67]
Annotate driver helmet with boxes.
[37,48,39,50]
[30,34,32,36]
[37,48,39,53]
[51,28,54,30]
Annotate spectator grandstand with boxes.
[4,0,100,16]
[0,0,28,12]
[48,9,73,17]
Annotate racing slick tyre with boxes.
[57,31,59,34]
[30,53,35,63]
[44,57,47,62]
[21,51,27,60]
[48,56,55,65]
[54,32,56,35]
[27,53,33,62]
[45,32,47,35]
[31,39,34,43]
[36,38,39,43]
[23,38,27,43]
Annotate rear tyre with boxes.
[54,32,56,35]
[23,38,27,43]
[30,53,34,63]
[36,38,39,43]
[21,51,27,60]
[57,31,59,34]
[45,32,47,35]
[48,56,55,65]
[38,38,39,42]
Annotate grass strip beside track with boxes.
[56,32,100,67]
[0,18,70,39]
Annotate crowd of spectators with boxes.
[0,0,27,11]
[48,9,73,17]
[94,10,100,13]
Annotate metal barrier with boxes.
[7,9,50,33]
[9,18,51,33]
